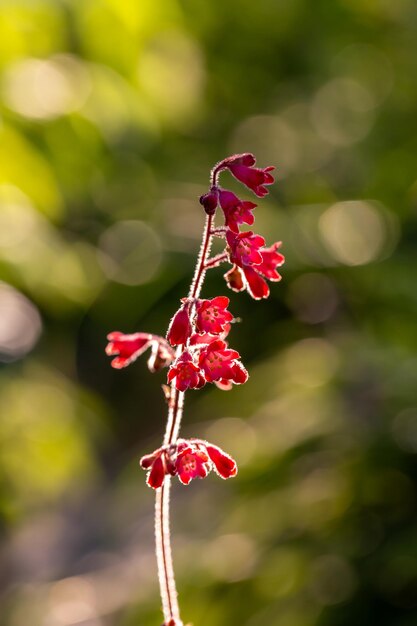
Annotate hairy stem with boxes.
[155,211,215,625]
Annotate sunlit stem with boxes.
[155,210,215,626]
[204,252,228,270]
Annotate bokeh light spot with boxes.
[138,31,205,125]
[0,282,42,362]
[319,201,386,266]
[287,273,339,324]
[202,533,257,582]
[2,55,91,120]
[311,78,375,146]
[284,338,339,388]
[99,220,162,285]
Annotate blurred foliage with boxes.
[1,0,417,625]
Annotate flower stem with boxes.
[155,211,215,625]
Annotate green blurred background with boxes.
[1,0,417,624]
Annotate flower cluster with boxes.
[106,153,284,390]
[201,154,285,300]
[140,439,237,489]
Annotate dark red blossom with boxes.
[105,332,152,369]
[195,296,233,335]
[199,339,248,385]
[226,230,265,267]
[227,159,275,197]
[167,351,205,392]
[167,305,192,346]
[218,190,256,233]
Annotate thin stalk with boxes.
[155,211,215,625]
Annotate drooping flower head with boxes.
[140,439,237,489]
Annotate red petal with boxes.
[206,444,237,479]
[147,456,166,489]
[167,307,191,346]
[243,266,270,300]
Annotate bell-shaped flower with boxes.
[218,189,256,233]
[175,444,210,485]
[224,242,284,300]
[227,159,275,197]
[205,443,237,479]
[105,331,153,369]
[195,296,233,335]
[198,339,248,385]
[226,230,265,267]
[167,351,205,391]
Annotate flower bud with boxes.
[199,187,218,215]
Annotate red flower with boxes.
[195,296,233,335]
[227,159,275,197]
[199,187,219,215]
[140,439,238,489]
[167,305,192,346]
[105,331,152,369]
[218,190,256,233]
[198,339,248,384]
[175,444,210,485]
[226,230,265,267]
[224,242,285,300]
[205,443,237,479]
[167,351,205,392]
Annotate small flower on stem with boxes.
[225,155,275,197]
[167,351,205,391]
[226,229,265,267]
[175,444,210,485]
[199,339,248,385]
[224,242,285,300]
[218,189,256,233]
[105,332,152,369]
[195,296,233,335]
